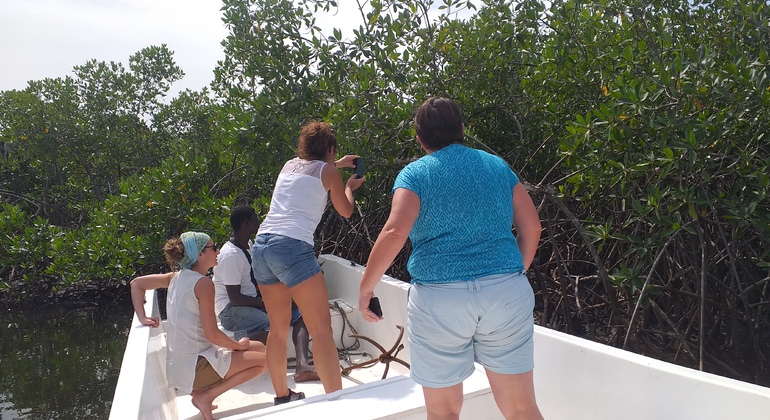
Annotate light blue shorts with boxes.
[407,271,535,388]
[251,233,321,288]
[219,303,302,335]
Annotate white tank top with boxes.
[166,269,231,393]
[258,158,328,245]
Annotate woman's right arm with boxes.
[323,159,365,218]
[130,272,174,328]
[359,188,420,321]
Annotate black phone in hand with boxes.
[369,296,383,317]
[354,157,365,178]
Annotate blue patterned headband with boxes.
[179,231,211,269]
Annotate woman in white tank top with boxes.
[130,231,268,420]
[252,121,365,402]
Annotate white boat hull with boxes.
[111,254,770,419]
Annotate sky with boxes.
[0,0,464,100]
[0,0,231,98]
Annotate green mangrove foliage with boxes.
[0,0,768,385]
[521,0,770,385]
[0,46,243,299]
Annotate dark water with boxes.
[0,302,133,419]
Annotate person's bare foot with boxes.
[190,391,218,410]
[294,366,320,382]
[191,392,216,420]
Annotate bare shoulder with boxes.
[321,160,340,191]
[193,275,215,299]
[195,275,214,288]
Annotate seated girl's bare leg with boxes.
[191,342,267,420]
[189,390,217,410]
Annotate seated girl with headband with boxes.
[130,231,268,420]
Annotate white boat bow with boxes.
[111,254,770,419]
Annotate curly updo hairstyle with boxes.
[297,121,337,161]
[163,237,185,269]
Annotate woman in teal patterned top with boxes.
[358,97,544,420]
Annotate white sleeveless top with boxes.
[166,269,231,393]
[258,158,328,245]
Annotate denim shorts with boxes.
[251,233,321,288]
[219,303,302,334]
[407,271,535,388]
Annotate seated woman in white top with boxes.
[130,231,268,420]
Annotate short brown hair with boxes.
[297,121,337,160]
[413,97,464,151]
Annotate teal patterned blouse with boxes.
[393,144,525,284]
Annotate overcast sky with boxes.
[0,0,464,99]
[0,0,230,98]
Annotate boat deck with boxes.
[176,353,411,419]
[112,255,770,420]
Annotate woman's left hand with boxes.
[139,316,160,328]
[335,154,360,169]
[358,290,383,322]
